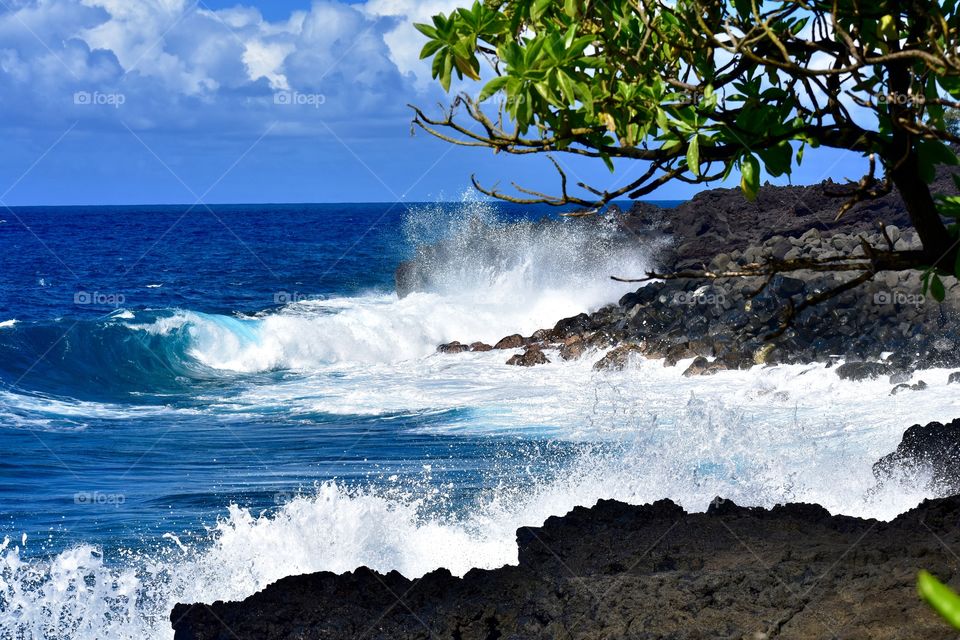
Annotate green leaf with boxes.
[419,40,445,60]
[557,72,576,105]
[601,153,615,172]
[531,0,552,21]
[741,154,760,201]
[413,23,438,39]
[918,140,959,184]
[919,571,960,629]
[732,0,753,19]
[932,274,947,302]
[687,135,701,176]
[759,141,793,178]
[454,54,481,81]
[477,76,509,103]
[440,53,453,92]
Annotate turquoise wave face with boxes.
[0,313,222,401]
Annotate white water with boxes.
[1,205,955,638]
[127,205,658,372]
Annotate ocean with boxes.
[1,199,958,638]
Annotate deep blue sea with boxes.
[1,199,956,639]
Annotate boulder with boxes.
[593,344,644,371]
[559,336,587,361]
[494,334,525,349]
[874,418,960,495]
[437,341,469,354]
[682,356,725,377]
[552,313,592,338]
[506,347,550,367]
[172,493,960,640]
[835,361,892,381]
[890,380,928,395]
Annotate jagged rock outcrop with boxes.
[172,495,960,639]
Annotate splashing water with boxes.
[0,200,951,639]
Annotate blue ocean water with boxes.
[1,199,953,639]
[1,201,648,550]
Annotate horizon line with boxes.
[0,198,681,209]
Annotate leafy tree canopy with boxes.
[412,0,960,298]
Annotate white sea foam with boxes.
[0,386,941,640]
[0,200,951,639]
[125,204,656,372]
[0,319,17,329]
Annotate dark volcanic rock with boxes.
[506,347,549,367]
[436,341,469,354]
[890,380,928,395]
[646,167,958,271]
[426,166,960,370]
[552,313,592,338]
[468,342,493,352]
[558,335,586,361]
[172,495,960,639]
[875,418,960,495]
[682,355,725,376]
[592,343,644,371]
[835,361,893,381]
[493,334,525,349]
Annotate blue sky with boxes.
[0,0,864,206]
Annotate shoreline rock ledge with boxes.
[172,494,960,639]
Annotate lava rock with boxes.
[506,347,550,367]
[559,336,586,361]
[552,313,592,338]
[437,341,469,354]
[593,344,644,371]
[173,493,960,640]
[875,418,960,495]
[889,370,913,385]
[494,334,526,349]
[835,361,892,381]
[682,356,723,376]
[890,380,928,395]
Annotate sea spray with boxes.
[0,201,953,639]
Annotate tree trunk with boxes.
[889,154,953,268]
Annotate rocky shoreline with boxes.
[172,416,960,638]
[172,177,960,638]
[432,171,960,380]
[440,224,960,382]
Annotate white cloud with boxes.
[0,0,452,133]
[361,0,463,88]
